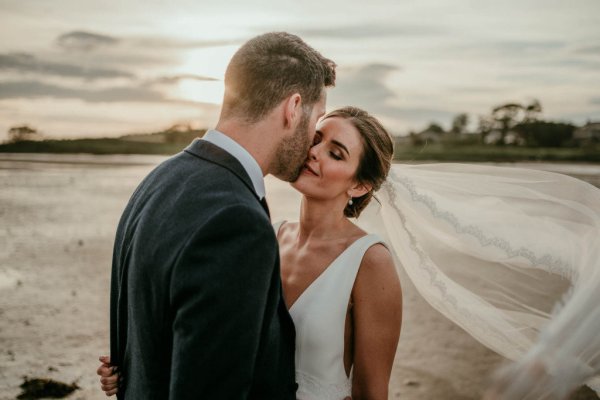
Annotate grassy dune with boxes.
[393,143,600,162]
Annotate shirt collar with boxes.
[202,129,266,199]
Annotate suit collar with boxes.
[184,139,259,201]
[202,130,266,199]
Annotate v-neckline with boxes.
[286,233,371,312]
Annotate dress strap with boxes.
[339,234,386,281]
[309,233,387,311]
[272,220,287,236]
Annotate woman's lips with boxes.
[304,164,319,176]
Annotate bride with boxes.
[99,106,600,399]
[98,106,403,399]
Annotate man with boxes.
[106,32,335,399]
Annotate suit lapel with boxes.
[184,138,260,202]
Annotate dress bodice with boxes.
[274,221,385,400]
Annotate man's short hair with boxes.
[222,32,336,122]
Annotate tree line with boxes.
[410,99,592,148]
[6,100,597,149]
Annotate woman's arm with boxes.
[351,244,402,400]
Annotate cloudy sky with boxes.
[1,0,599,140]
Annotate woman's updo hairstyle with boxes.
[322,106,394,218]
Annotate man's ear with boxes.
[283,93,302,128]
[348,182,371,199]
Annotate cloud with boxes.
[556,110,600,125]
[56,31,119,52]
[0,80,196,104]
[328,63,458,132]
[149,74,219,85]
[495,40,565,52]
[329,63,401,115]
[132,37,239,49]
[57,30,238,52]
[573,45,600,55]
[554,58,600,70]
[288,23,444,39]
[0,52,135,80]
[444,85,507,94]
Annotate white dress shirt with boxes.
[202,129,266,199]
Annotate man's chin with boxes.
[272,168,302,183]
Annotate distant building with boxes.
[573,122,600,143]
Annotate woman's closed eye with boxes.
[329,151,343,160]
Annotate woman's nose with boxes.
[308,143,319,160]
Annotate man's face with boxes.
[272,92,327,182]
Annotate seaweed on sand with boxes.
[17,377,79,399]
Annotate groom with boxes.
[108,32,336,399]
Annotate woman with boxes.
[98,106,404,399]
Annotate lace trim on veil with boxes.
[384,170,573,279]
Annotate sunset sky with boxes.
[1,0,599,140]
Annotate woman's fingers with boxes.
[100,374,118,386]
[96,364,114,377]
[100,373,119,393]
[101,384,119,395]
[96,355,119,396]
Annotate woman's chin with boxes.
[290,180,307,194]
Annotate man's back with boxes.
[110,140,296,399]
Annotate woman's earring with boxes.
[348,197,353,206]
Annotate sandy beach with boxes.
[1,153,598,400]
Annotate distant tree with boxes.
[477,115,495,143]
[451,113,469,135]
[514,121,575,147]
[492,103,525,144]
[163,123,200,144]
[8,125,42,143]
[425,122,445,134]
[524,99,542,122]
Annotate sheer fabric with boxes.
[368,163,600,398]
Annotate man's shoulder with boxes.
[151,149,254,194]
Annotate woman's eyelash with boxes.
[330,152,342,160]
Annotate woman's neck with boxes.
[297,196,349,244]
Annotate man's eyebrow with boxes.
[331,140,349,155]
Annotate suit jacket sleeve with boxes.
[168,203,277,399]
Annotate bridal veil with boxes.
[369,163,600,399]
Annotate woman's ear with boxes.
[348,182,371,199]
[283,93,302,128]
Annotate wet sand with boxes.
[1,153,598,399]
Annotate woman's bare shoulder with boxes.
[355,242,401,298]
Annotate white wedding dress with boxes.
[274,221,384,400]
[363,163,600,399]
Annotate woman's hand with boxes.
[97,355,119,396]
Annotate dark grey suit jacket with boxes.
[110,139,297,399]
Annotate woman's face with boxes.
[291,116,365,202]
